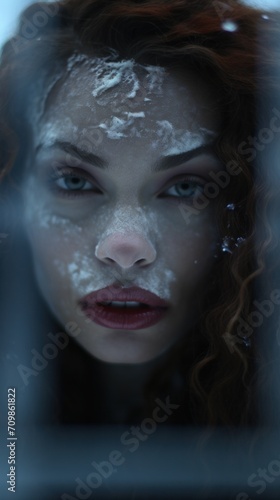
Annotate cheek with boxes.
[157,207,219,303]
[160,202,218,260]
[166,232,217,289]
[22,179,87,274]
[29,227,74,264]
[24,212,85,301]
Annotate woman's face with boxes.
[22,55,223,363]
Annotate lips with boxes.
[78,284,169,330]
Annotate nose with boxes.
[95,232,157,269]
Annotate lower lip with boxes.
[79,303,168,330]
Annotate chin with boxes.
[80,337,168,365]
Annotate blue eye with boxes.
[163,179,204,199]
[47,167,103,197]
[55,175,93,191]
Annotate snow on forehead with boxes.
[28,51,219,153]
[65,51,167,104]
[62,56,218,151]
[27,51,166,126]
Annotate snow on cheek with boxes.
[23,176,83,252]
[51,206,178,301]
[62,252,177,301]
[63,251,112,297]
[136,264,177,301]
[34,203,83,236]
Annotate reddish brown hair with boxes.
[1,0,280,427]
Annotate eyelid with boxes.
[159,173,207,194]
[45,165,104,197]
[49,165,102,186]
[49,165,93,179]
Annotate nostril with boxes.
[95,232,157,268]
[104,257,115,264]
[136,258,146,265]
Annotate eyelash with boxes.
[47,167,205,201]
[160,176,205,202]
[47,167,103,198]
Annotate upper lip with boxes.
[79,284,169,308]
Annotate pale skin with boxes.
[21,58,224,413]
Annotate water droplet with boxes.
[262,14,269,20]
[241,336,251,348]
[194,260,198,264]
[221,20,238,32]
[226,203,235,211]
[221,236,233,254]
[235,236,246,247]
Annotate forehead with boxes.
[31,54,221,153]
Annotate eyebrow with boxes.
[153,143,217,172]
[36,141,216,171]
[36,140,109,169]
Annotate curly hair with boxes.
[1,0,280,428]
